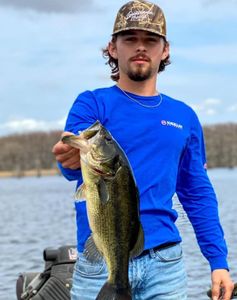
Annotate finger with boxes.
[69,161,82,170]
[222,283,235,300]
[52,141,73,155]
[56,148,80,162]
[61,153,81,169]
[61,160,81,169]
[212,281,220,300]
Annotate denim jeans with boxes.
[70,243,187,300]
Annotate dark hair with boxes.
[102,34,171,82]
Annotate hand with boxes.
[211,269,234,300]
[52,132,81,170]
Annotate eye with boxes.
[124,36,137,42]
[105,136,112,141]
[147,37,159,43]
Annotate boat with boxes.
[16,245,77,300]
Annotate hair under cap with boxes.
[113,0,166,37]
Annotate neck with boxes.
[117,76,158,96]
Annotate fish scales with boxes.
[62,121,144,300]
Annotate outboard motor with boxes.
[16,245,77,300]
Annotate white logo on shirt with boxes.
[161,120,183,130]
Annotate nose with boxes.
[136,40,146,52]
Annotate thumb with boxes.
[60,131,75,149]
[52,132,75,154]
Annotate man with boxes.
[52,1,234,299]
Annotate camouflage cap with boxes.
[113,0,166,38]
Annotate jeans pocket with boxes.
[156,243,183,262]
[75,252,106,277]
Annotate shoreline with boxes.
[0,169,60,178]
[0,166,236,179]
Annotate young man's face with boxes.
[109,30,169,82]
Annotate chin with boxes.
[127,70,152,81]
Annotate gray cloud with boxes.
[0,0,94,13]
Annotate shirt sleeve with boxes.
[176,113,229,271]
[59,90,100,182]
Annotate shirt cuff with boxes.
[58,162,82,182]
[208,256,229,272]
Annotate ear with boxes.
[161,41,170,60]
[108,41,118,59]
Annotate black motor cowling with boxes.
[16,245,77,300]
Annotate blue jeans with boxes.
[70,243,187,300]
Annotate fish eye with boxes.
[105,136,112,141]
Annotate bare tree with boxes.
[0,124,236,174]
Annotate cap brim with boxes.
[112,27,166,38]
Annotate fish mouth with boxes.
[61,134,91,153]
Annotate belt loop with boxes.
[149,248,156,258]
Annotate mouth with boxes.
[61,135,91,153]
[131,56,150,63]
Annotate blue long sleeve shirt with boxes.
[60,85,228,271]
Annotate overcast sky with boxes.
[0,0,236,136]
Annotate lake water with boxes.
[0,169,236,299]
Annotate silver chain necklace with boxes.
[116,85,163,109]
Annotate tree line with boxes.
[0,131,61,176]
[203,123,237,168]
[0,123,236,175]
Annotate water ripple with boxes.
[0,169,236,300]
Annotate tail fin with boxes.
[96,282,131,300]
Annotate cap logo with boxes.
[126,10,154,22]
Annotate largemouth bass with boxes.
[62,121,144,300]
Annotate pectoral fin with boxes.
[74,183,86,202]
[97,178,110,204]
